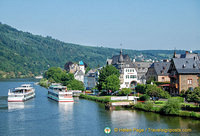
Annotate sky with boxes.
[0,0,200,50]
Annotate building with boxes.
[168,58,200,95]
[133,61,152,84]
[64,61,86,83]
[107,49,137,89]
[64,61,79,74]
[84,69,97,90]
[146,60,171,82]
[174,51,200,60]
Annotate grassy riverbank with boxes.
[133,100,200,119]
[79,94,132,103]
[80,94,200,119]
[80,94,112,103]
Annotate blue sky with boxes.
[0,0,199,50]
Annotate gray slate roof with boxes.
[172,58,200,74]
[75,70,84,76]
[111,54,134,67]
[175,53,199,60]
[85,69,96,77]
[150,62,171,76]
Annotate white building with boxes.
[74,61,85,83]
[107,49,138,89]
[122,68,137,88]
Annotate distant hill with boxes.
[0,22,198,78]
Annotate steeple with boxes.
[119,48,123,62]
[173,48,176,58]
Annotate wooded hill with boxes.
[0,22,198,78]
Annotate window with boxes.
[188,79,192,85]
[162,77,165,81]
[126,75,129,79]
[130,75,136,78]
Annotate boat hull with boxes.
[47,93,74,102]
[8,93,35,102]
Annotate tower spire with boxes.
[119,44,123,62]
[120,43,122,54]
[173,47,176,58]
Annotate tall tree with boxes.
[97,65,120,91]
[105,75,120,92]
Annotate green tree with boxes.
[118,88,132,96]
[97,65,120,91]
[44,67,64,82]
[105,75,120,93]
[146,84,170,100]
[139,94,150,101]
[135,84,146,94]
[67,79,84,91]
[186,87,200,105]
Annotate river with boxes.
[0,79,200,136]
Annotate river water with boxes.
[0,79,200,136]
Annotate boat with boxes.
[8,84,35,102]
[47,84,74,102]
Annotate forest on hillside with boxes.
[0,22,198,78]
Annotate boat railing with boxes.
[58,91,72,95]
[8,88,34,95]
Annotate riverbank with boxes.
[80,94,134,110]
[133,101,200,119]
[80,94,200,119]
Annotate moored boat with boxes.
[47,84,74,102]
[8,84,35,102]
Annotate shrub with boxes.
[80,94,111,103]
[39,78,49,88]
[161,98,181,115]
[180,90,186,97]
[118,88,132,96]
[151,107,161,112]
[179,111,191,117]
[135,84,146,94]
[139,94,150,101]
[134,102,144,109]
[144,101,153,111]
[155,101,165,104]
[172,97,184,103]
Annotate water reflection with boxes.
[110,110,139,128]
[58,102,74,113]
[8,102,25,110]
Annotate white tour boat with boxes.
[48,84,74,102]
[8,84,35,102]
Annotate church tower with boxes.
[79,60,85,74]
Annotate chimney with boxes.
[185,51,189,54]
